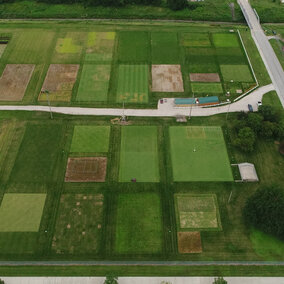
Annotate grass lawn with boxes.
[52,194,104,255]
[220,64,254,82]
[115,192,163,254]
[169,126,233,182]
[151,32,180,64]
[119,126,159,182]
[10,124,63,183]
[70,125,110,153]
[0,194,46,232]
[175,194,221,231]
[116,64,149,103]
[212,33,239,48]
[191,83,223,94]
[262,91,283,109]
[180,33,211,47]
[0,44,7,58]
[269,39,284,70]
[118,31,149,63]
[76,64,111,102]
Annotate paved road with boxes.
[238,0,284,107]
[0,84,274,118]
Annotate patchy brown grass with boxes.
[0,64,34,101]
[38,64,79,102]
[65,157,107,182]
[178,231,202,254]
[190,73,220,82]
[151,65,184,92]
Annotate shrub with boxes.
[234,127,255,152]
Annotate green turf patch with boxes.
[76,64,111,102]
[52,194,104,255]
[189,63,219,73]
[10,124,62,183]
[191,83,223,94]
[119,126,159,182]
[185,47,216,65]
[116,65,149,103]
[118,31,149,62]
[0,44,7,58]
[5,30,54,63]
[180,33,211,47]
[216,47,247,64]
[0,194,46,232]
[174,194,221,231]
[151,32,180,64]
[85,31,115,62]
[212,33,240,47]
[220,64,254,82]
[115,192,163,254]
[169,126,233,182]
[250,229,284,260]
[70,125,110,153]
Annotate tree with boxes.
[213,277,227,284]
[246,113,263,133]
[258,105,281,123]
[259,121,277,138]
[243,185,284,240]
[0,279,4,284]
[104,276,118,284]
[167,0,187,11]
[234,127,255,152]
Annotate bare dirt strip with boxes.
[190,73,220,82]
[178,231,202,254]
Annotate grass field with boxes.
[119,126,159,182]
[10,124,62,183]
[115,192,163,254]
[220,64,254,82]
[52,194,104,255]
[180,33,211,47]
[0,194,46,232]
[0,44,7,58]
[116,65,149,103]
[70,125,110,153]
[175,194,221,231]
[213,33,239,48]
[191,83,223,94]
[262,91,283,109]
[76,64,111,102]
[169,126,233,182]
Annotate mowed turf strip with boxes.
[191,83,223,94]
[0,194,46,232]
[116,65,149,103]
[119,126,159,182]
[76,64,111,102]
[115,193,163,254]
[118,31,149,62]
[52,194,104,254]
[70,125,110,153]
[212,33,240,48]
[169,126,233,181]
[220,64,254,82]
[180,32,211,47]
[10,124,63,183]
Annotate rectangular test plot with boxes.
[119,126,159,182]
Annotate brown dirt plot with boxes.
[178,231,202,254]
[65,157,107,182]
[151,65,184,92]
[39,64,79,102]
[190,73,220,82]
[0,64,34,101]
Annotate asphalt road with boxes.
[238,0,284,107]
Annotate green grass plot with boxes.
[115,192,163,254]
[213,33,240,47]
[118,31,149,62]
[180,33,211,47]
[191,83,223,94]
[119,126,159,182]
[116,65,148,103]
[0,194,46,232]
[0,44,7,58]
[76,64,111,102]
[185,47,216,65]
[175,194,221,231]
[220,64,254,82]
[151,32,180,64]
[169,126,233,182]
[52,194,104,255]
[70,125,110,153]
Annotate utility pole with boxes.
[45,90,53,120]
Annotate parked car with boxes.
[248,104,253,112]
[257,101,262,107]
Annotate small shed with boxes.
[238,163,259,182]
[174,98,196,107]
[197,96,219,106]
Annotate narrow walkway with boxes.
[238,0,284,107]
[0,84,274,118]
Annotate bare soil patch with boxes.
[0,64,34,101]
[39,64,79,102]
[152,65,184,92]
[65,157,107,182]
[190,73,220,82]
[178,231,202,254]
